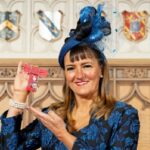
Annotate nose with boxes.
[75,67,84,79]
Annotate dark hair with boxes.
[68,43,106,67]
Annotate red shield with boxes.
[122,11,148,41]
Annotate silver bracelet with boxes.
[9,99,27,109]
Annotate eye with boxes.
[83,64,92,68]
[66,66,74,71]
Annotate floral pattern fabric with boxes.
[0,101,140,150]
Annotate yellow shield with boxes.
[0,11,20,41]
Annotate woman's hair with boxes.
[50,44,116,131]
[50,4,115,131]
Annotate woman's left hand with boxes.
[28,106,67,140]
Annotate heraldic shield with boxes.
[37,10,63,41]
[122,10,148,41]
[0,11,20,41]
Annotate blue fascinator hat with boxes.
[59,4,111,68]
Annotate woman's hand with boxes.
[7,62,30,117]
[28,107,67,139]
[28,106,77,149]
[28,107,76,149]
[13,61,29,103]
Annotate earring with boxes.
[100,75,103,78]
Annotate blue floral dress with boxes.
[0,101,140,150]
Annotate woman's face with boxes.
[64,51,102,99]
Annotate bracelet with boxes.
[9,99,27,109]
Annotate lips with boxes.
[75,81,88,86]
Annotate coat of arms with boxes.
[0,11,20,41]
[122,11,148,41]
[37,10,63,41]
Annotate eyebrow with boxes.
[65,65,74,67]
[65,63,75,67]
[65,61,93,66]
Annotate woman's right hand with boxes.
[13,61,30,103]
[7,62,30,117]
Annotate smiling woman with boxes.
[62,44,114,132]
[64,47,101,97]
[0,4,140,150]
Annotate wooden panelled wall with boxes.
[0,59,150,150]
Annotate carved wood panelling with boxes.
[0,60,150,149]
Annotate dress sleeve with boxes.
[0,110,41,150]
[109,107,140,150]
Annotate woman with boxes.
[0,4,140,150]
